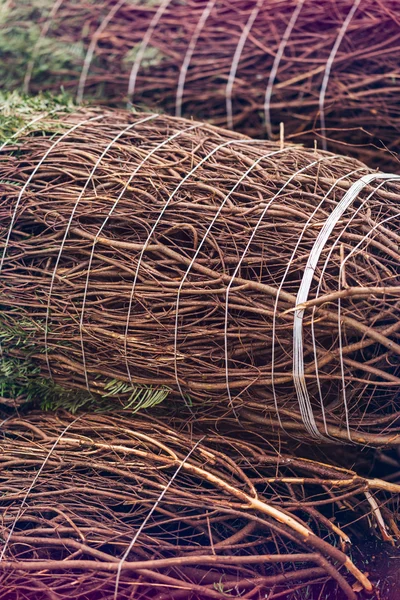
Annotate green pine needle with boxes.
[0,315,170,414]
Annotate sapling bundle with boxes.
[0,107,399,446]
[1,0,400,168]
[1,410,399,599]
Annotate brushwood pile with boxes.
[0,107,399,446]
[0,2,400,599]
[1,411,400,599]
[1,0,400,168]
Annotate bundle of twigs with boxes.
[1,107,399,446]
[2,0,400,168]
[1,410,399,599]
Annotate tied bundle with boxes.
[1,0,400,168]
[0,107,399,446]
[0,411,399,599]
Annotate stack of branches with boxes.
[1,410,399,599]
[1,0,400,168]
[1,107,400,446]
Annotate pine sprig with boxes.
[102,380,171,413]
[0,316,170,414]
[0,91,75,144]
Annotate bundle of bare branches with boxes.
[1,410,399,599]
[2,0,400,168]
[1,108,399,446]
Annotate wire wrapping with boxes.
[3,0,400,168]
[0,410,399,599]
[0,108,399,445]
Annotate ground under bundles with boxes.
[2,0,400,168]
[1,410,400,599]
[0,108,399,445]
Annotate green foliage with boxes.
[0,90,74,115]
[213,578,234,596]
[0,316,61,405]
[0,356,40,402]
[103,379,170,413]
[0,0,85,91]
[0,91,75,144]
[123,44,167,70]
[39,386,100,414]
[0,355,90,409]
[0,315,39,353]
[0,314,170,414]
[41,382,170,414]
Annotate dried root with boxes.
[2,0,400,167]
[0,107,399,445]
[1,410,399,598]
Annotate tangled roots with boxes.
[0,108,399,445]
[1,410,399,598]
